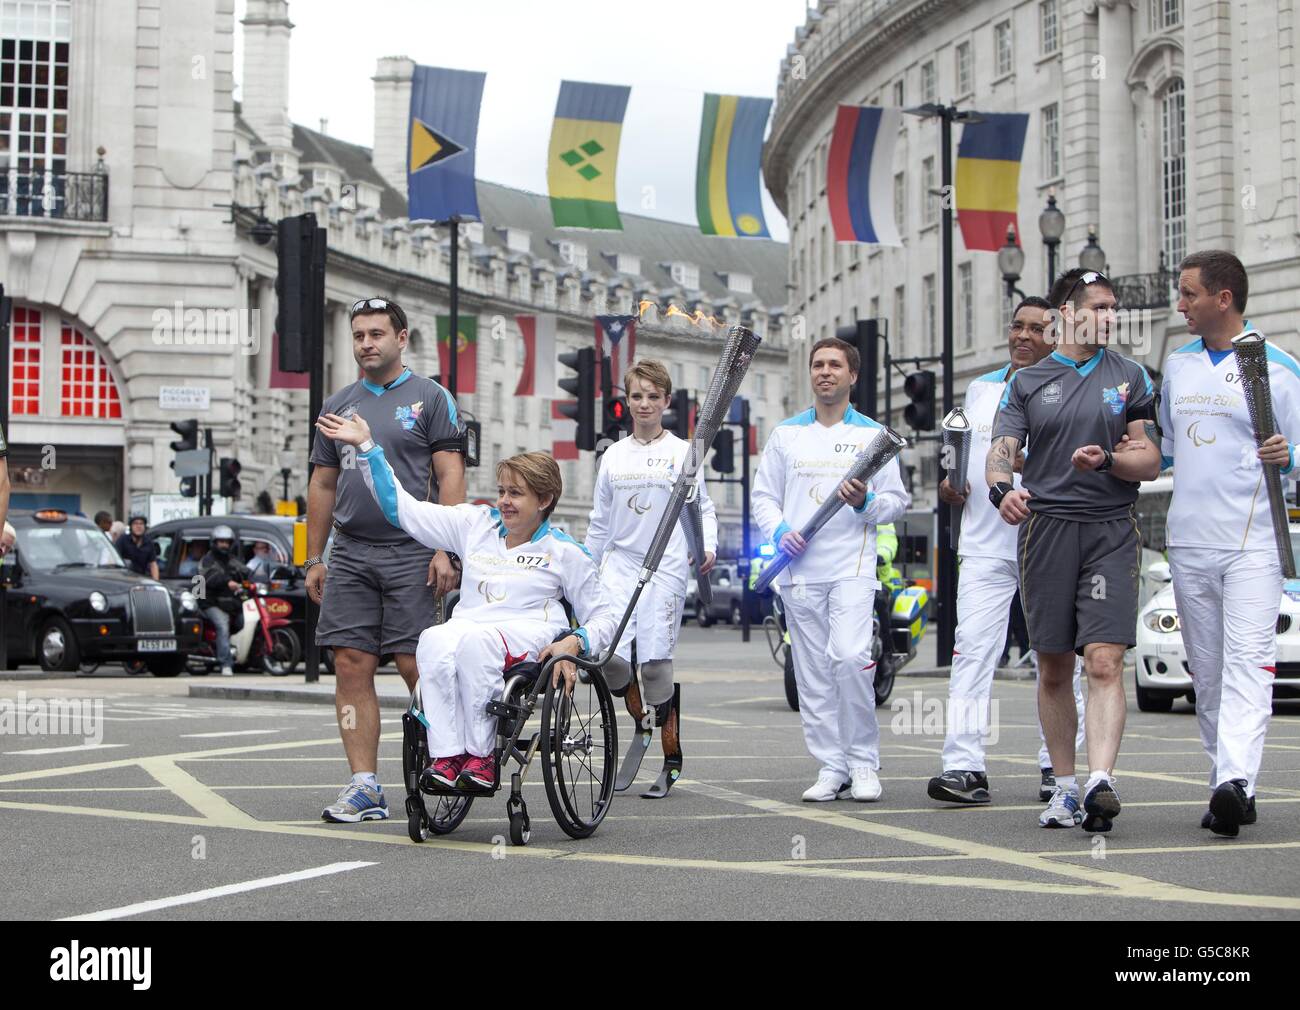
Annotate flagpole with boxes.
[448,216,459,398]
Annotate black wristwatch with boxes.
[989,481,1014,509]
[1095,448,1115,473]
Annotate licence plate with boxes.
[138,639,176,652]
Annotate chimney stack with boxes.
[240,0,294,151]
[372,56,415,194]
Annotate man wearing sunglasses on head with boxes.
[310,297,466,824]
[987,269,1162,833]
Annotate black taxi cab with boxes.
[1,509,203,674]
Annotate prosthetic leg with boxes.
[641,683,682,799]
[613,647,653,792]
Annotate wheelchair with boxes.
[401,643,619,846]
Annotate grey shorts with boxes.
[1017,509,1141,654]
[315,530,437,656]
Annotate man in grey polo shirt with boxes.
[309,297,465,823]
[987,269,1161,833]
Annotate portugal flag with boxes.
[436,314,477,395]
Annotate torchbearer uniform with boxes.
[358,444,617,759]
[752,405,910,781]
[1159,328,1300,802]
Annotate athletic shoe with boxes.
[1039,767,1056,802]
[459,755,496,791]
[320,781,388,823]
[220,666,233,677]
[801,772,850,802]
[1202,794,1256,830]
[422,754,465,790]
[1208,779,1251,837]
[927,770,990,804]
[1082,778,1121,833]
[1039,786,1082,828]
[850,766,883,802]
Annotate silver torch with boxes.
[677,491,712,610]
[753,425,908,595]
[941,407,972,553]
[1232,330,1297,578]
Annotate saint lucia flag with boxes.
[696,94,772,238]
[826,105,902,245]
[407,65,485,223]
[955,112,1029,251]
[547,81,630,230]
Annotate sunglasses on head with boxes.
[1061,271,1108,310]
[350,298,407,328]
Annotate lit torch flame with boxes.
[639,299,725,333]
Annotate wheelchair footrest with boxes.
[486,699,525,720]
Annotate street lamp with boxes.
[1038,190,1065,285]
[1080,225,1107,273]
[997,223,1026,300]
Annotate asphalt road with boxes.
[2,624,1298,921]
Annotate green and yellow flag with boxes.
[547,81,630,230]
[696,94,772,238]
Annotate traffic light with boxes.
[837,319,882,418]
[903,370,937,430]
[711,428,735,474]
[558,346,597,452]
[663,388,691,439]
[169,418,198,454]
[603,395,630,441]
[179,476,197,498]
[218,457,242,499]
[275,213,323,373]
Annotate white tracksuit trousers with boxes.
[1168,546,1281,797]
[415,616,555,759]
[781,577,880,778]
[943,555,1084,772]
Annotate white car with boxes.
[1134,533,1300,712]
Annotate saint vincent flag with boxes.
[826,105,902,245]
[407,65,485,223]
[955,112,1029,251]
[696,94,772,238]
[547,81,630,230]
[436,315,478,395]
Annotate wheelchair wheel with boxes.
[540,664,617,839]
[402,709,473,837]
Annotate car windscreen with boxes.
[19,525,124,571]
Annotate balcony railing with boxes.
[0,169,109,222]
[1112,268,1176,311]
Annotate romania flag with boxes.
[826,105,902,246]
[406,65,485,223]
[547,81,630,230]
[696,94,772,238]
[955,112,1029,252]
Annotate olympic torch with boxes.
[677,493,712,609]
[753,425,908,595]
[941,407,972,553]
[1232,330,1297,578]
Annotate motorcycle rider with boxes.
[200,524,249,677]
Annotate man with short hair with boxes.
[309,297,466,823]
[988,269,1162,831]
[753,337,910,802]
[93,511,113,534]
[116,515,160,580]
[1161,249,1300,836]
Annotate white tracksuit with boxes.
[1159,329,1300,796]
[585,432,718,665]
[359,444,617,758]
[944,366,1084,773]
[753,404,910,777]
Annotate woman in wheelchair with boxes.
[316,411,617,794]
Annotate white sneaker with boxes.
[221,666,234,677]
[850,766,882,802]
[801,772,849,802]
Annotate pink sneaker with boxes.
[424,754,465,789]
[459,754,496,790]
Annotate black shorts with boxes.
[315,531,437,656]
[1017,509,1142,654]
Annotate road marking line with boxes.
[59,861,378,921]
[3,743,126,756]
[139,758,259,824]
[179,729,287,739]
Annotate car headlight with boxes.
[89,591,108,613]
[1144,609,1181,633]
[180,591,198,612]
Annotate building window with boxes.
[1040,0,1059,54]
[9,303,39,414]
[698,365,709,392]
[1151,0,1181,30]
[808,231,817,289]
[60,323,121,419]
[958,262,974,349]
[514,397,527,424]
[1001,290,1014,334]
[994,21,1013,77]
[492,331,504,361]
[0,0,72,190]
[869,296,880,321]
[921,156,936,226]
[955,41,972,95]
[1041,102,1060,178]
[893,171,906,238]
[921,61,936,104]
[922,275,936,355]
[491,381,503,418]
[756,373,767,399]
[1160,78,1186,269]
[820,224,829,281]
[893,285,906,353]
[892,78,904,108]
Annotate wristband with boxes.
[358,438,376,454]
[1096,448,1114,473]
[989,481,1014,509]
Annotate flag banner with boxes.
[696,94,772,238]
[270,331,309,389]
[955,112,1029,252]
[436,314,478,395]
[552,400,578,460]
[407,65,486,223]
[548,81,631,230]
[826,105,903,245]
[594,314,637,391]
[514,313,557,397]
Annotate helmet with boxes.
[128,514,148,525]
[211,524,235,541]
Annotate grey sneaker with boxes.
[321,781,389,823]
[1039,786,1082,828]
[1082,778,1121,833]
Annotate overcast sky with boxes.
[233,0,809,241]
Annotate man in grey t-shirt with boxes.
[987,269,1161,833]
[309,297,466,823]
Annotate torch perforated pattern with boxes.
[677,495,712,606]
[942,409,972,489]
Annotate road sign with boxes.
[172,448,211,478]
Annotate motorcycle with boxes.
[189,581,301,676]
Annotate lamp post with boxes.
[1039,190,1065,286]
[1080,225,1108,273]
[997,223,1026,301]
